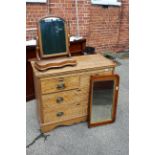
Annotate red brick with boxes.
[26,0,129,53]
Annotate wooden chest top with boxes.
[31,54,116,78]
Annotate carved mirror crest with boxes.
[88,74,119,128]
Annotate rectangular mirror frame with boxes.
[37,16,70,59]
[88,74,120,128]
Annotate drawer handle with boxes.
[58,78,64,82]
[56,83,66,90]
[56,112,64,117]
[56,97,64,103]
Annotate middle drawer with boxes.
[42,89,88,112]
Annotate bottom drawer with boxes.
[43,106,87,123]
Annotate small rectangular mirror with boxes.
[88,74,119,128]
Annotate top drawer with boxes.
[40,75,79,94]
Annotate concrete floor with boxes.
[26,57,129,155]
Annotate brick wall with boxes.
[26,0,129,53]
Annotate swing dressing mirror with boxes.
[38,16,70,58]
[35,16,77,71]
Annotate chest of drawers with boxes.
[31,54,116,132]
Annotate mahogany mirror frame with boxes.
[88,74,120,128]
[37,16,70,59]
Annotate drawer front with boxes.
[42,89,88,112]
[40,75,79,94]
[43,106,88,123]
[80,70,113,89]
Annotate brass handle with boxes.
[56,83,66,90]
[56,112,64,117]
[58,77,64,82]
[56,97,64,104]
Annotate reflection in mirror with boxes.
[89,75,119,127]
[38,16,69,58]
[40,17,66,55]
[91,80,114,123]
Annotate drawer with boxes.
[80,69,113,89]
[43,106,88,123]
[40,75,79,94]
[91,68,114,76]
[42,89,88,112]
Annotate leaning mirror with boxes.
[88,75,119,127]
[38,16,70,58]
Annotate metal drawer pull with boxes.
[56,83,66,90]
[58,78,64,82]
[56,112,64,117]
[56,97,64,103]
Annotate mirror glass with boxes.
[39,17,67,56]
[91,80,114,123]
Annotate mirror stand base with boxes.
[34,57,77,71]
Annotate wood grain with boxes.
[31,54,116,78]
[40,75,80,94]
[40,116,87,133]
[31,54,116,132]
[43,105,88,123]
[42,89,88,112]
[34,58,77,71]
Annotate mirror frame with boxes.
[88,74,120,128]
[37,16,70,59]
